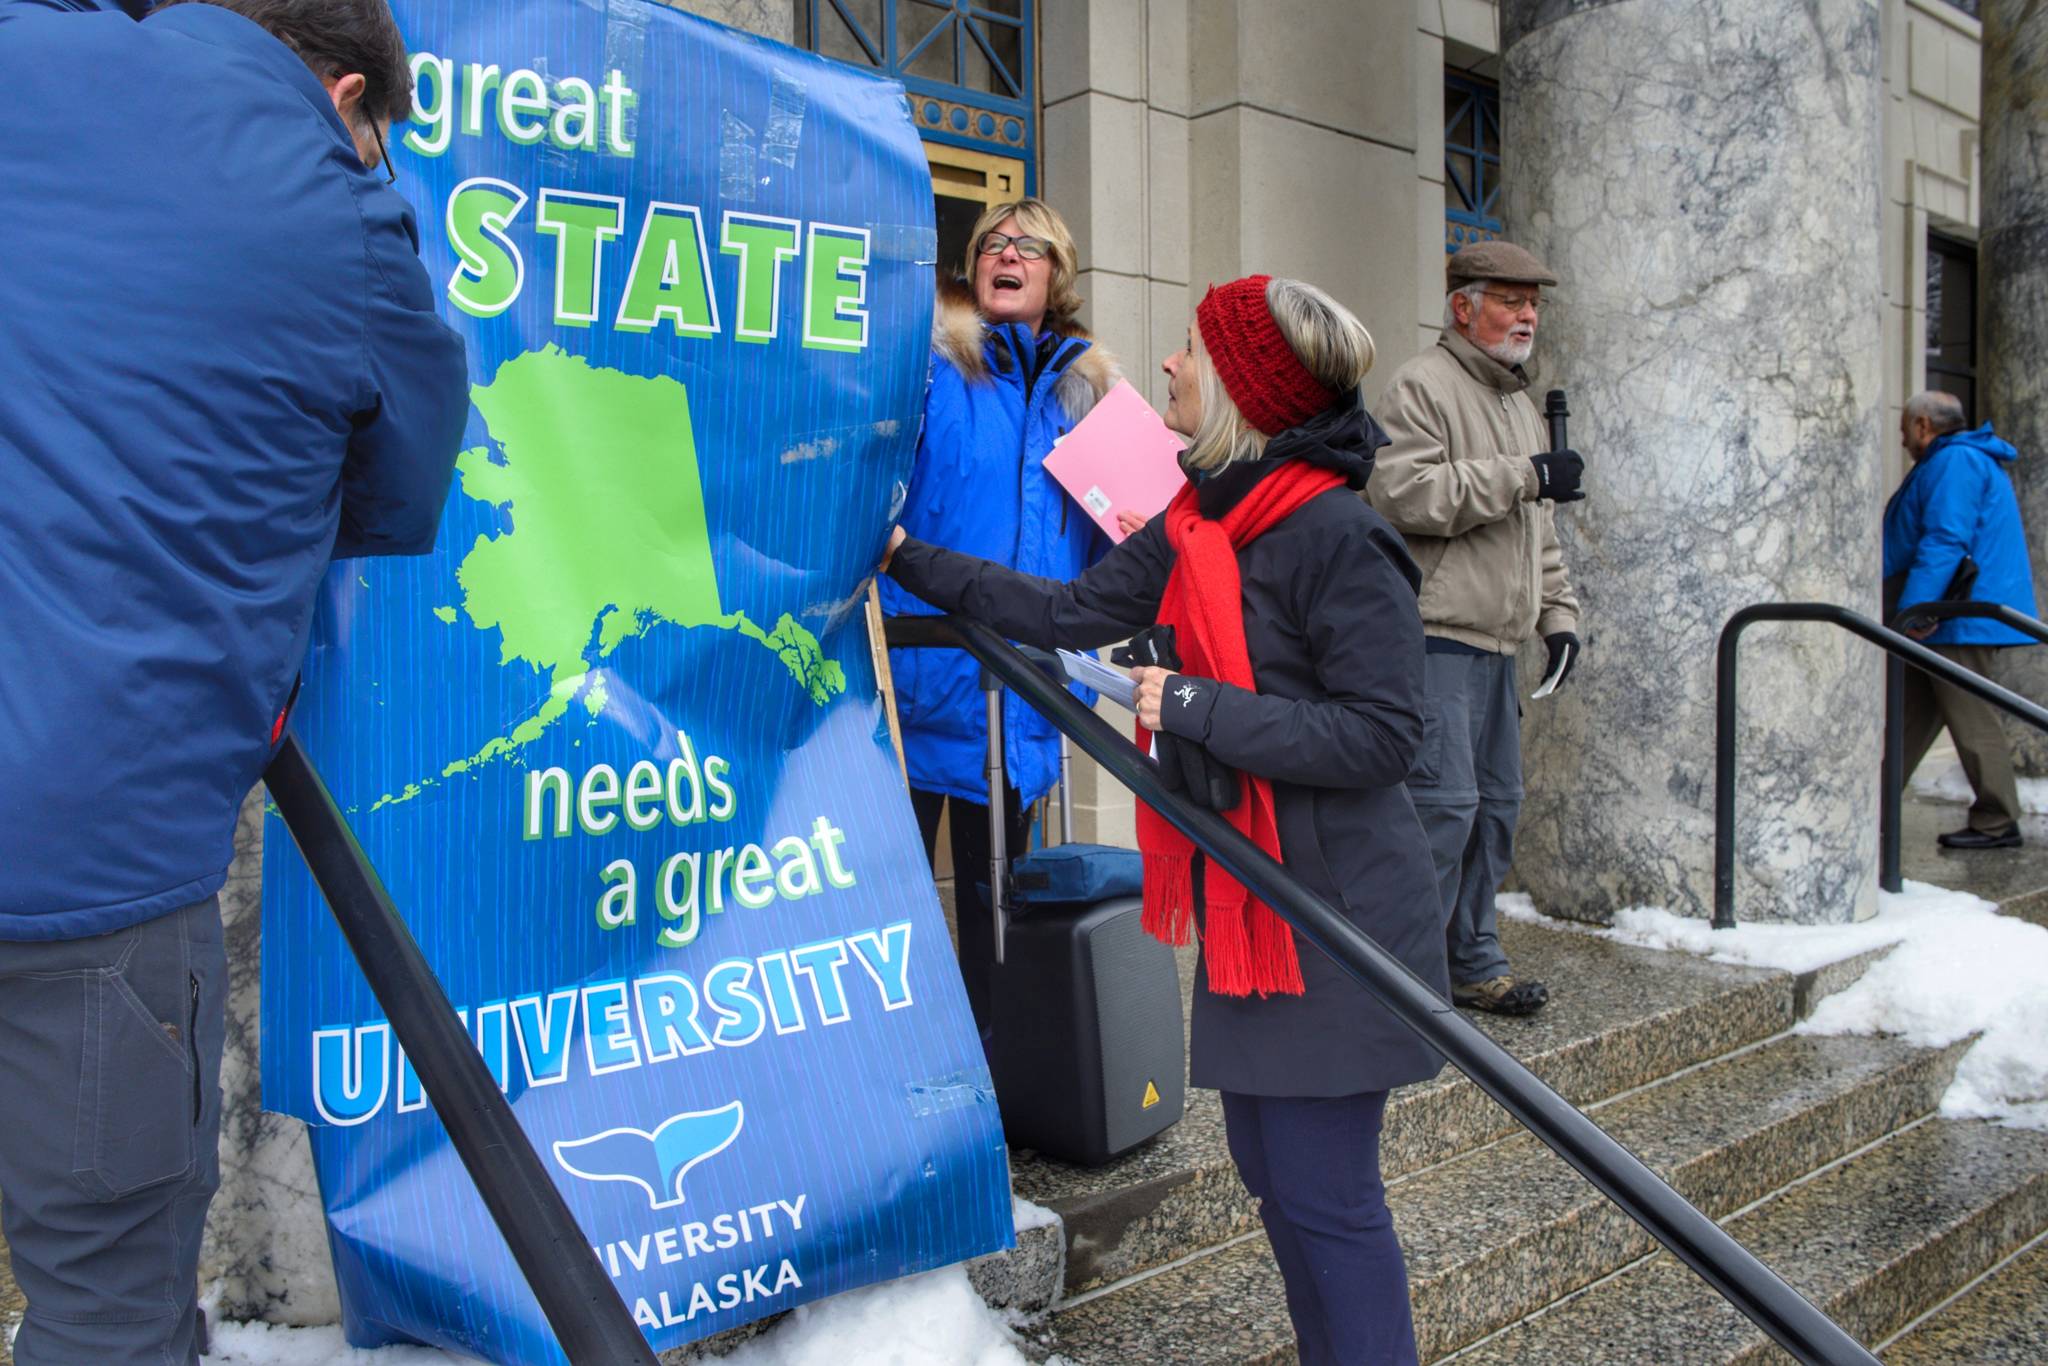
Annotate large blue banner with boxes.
[259,4,1012,1360]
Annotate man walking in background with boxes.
[0,1,467,1359]
[1369,241,1582,1017]
[1887,390,2040,850]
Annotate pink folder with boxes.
[1043,379,1189,543]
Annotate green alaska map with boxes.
[373,346,844,810]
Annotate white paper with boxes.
[1058,648,1136,710]
[1530,640,1574,700]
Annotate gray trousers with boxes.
[1902,643,2024,835]
[1406,651,1522,986]
[0,897,224,1366]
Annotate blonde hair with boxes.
[1181,277,1376,472]
[963,197,1083,329]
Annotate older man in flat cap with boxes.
[1368,240,1583,1017]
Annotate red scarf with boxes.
[1138,461,1344,997]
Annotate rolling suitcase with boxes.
[974,669,1186,1166]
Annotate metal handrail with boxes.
[264,736,658,1366]
[1716,603,2048,931]
[1893,599,2048,646]
[888,613,1881,1366]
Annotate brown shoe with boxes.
[1454,975,1550,1016]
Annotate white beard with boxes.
[1480,333,1535,368]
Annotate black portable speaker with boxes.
[985,893,1186,1166]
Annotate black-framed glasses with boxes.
[977,231,1049,260]
[367,119,397,186]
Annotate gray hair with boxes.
[1182,278,1377,473]
[1904,390,1968,435]
[1442,282,1487,334]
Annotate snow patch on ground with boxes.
[1910,755,2048,815]
[1010,1195,1059,1232]
[200,1265,1037,1365]
[718,1267,1035,1366]
[205,1320,462,1364]
[1501,883,2048,1131]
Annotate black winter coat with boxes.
[887,399,1449,1097]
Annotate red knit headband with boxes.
[1194,275,1336,437]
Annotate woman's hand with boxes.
[1131,665,1173,731]
[880,525,908,572]
[1116,509,1149,538]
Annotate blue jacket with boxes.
[879,291,1118,806]
[0,0,469,938]
[1882,423,2040,648]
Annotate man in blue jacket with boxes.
[1884,391,2041,850]
[0,0,468,1359]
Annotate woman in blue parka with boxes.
[878,197,1119,1029]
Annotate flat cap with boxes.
[1447,239,1558,292]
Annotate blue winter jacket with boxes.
[0,0,470,938]
[879,291,1117,806]
[1882,423,2040,648]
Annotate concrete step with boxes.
[1450,1117,2048,1365]
[1029,1032,1967,1365]
[1900,792,2048,930]
[1011,916,1801,1299]
[1402,1032,1966,1360]
[1878,1231,2048,1364]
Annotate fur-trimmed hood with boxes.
[932,278,1121,426]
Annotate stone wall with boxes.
[1036,0,1201,846]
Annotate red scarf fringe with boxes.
[1136,462,1344,997]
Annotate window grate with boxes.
[1445,72,1502,254]
[792,0,1034,168]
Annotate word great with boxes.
[404,53,637,159]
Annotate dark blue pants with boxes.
[1221,1089,1417,1366]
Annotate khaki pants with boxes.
[1902,644,2023,834]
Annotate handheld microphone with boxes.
[1545,389,1570,452]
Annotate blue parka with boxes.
[0,0,469,938]
[1882,423,2041,648]
[879,289,1117,806]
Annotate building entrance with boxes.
[926,142,1028,279]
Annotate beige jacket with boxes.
[1368,330,1581,652]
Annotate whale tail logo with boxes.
[551,1100,745,1210]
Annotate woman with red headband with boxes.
[883,275,1446,1364]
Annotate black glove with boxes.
[1541,632,1581,693]
[1113,627,1240,811]
[1530,449,1585,502]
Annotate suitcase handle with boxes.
[982,669,1008,965]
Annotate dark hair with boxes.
[155,0,413,126]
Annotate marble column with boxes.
[656,0,790,42]
[1501,0,1886,924]
[1981,0,2048,775]
[201,789,341,1324]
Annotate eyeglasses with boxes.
[977,231,1050,260]
[1481,290,1543,314]
[367,119,397,186]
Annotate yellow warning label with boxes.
[1141,1080,1162,1109]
